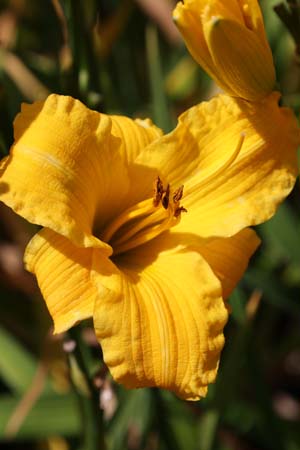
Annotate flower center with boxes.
[101,178,187,256]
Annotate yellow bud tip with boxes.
[211,16,222,27]
[243,4,249,14]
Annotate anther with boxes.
[105,177,188,255]
[174,206,187,218]
[153,176,164,207]
[173,185,184,203]
[162,184,170,209]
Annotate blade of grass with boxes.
[60,0,104,109]
[146,24,173,132]
[258,203,300,265]
[0,394,80,439]
[245,270,299,314]
[159,390,197,450]
[0,49,49,101]
[246,345,285,450]
[274,1,300,53]
[0,326,51,395]
[153,389,182,450]
[229,287,248,325]
[197,409,220,450]
[108,389,152,450]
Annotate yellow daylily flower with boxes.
[173,0,276,101]
[0,93,298,400]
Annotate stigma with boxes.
[101,177,187,256]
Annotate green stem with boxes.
[66,326,106,450]
[152,389,182,450]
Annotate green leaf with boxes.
[0,326,51,395]
[197,409,219,450]
[245,270,299,313]
[0,394,80,439]
[154,390,197,450]
[258,203,300,265]
[108,389,152,450]
[229,287,248,325]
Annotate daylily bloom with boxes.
[173,0,276,101]
[0,93,298,399]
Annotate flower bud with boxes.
[173,0,276,101]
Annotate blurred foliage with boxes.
[0,0,300,450]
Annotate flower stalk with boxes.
[65,326,106,450]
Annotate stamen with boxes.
[173,185,184,203]
[102,177,187,256]
[162,184,170,209]
[174,206,187,218]
[111,206,170,249]
[153,176,164,207]
[101,197,156,243]
[113,211,177,256]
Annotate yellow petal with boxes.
[0,95,164,251]
[173,0,245,91]
[0,94,129,252]
[238,0,267,40]
[198,228,260,299]
[173,1,216,84]
[24,228,102,333]
[131,105,210,199]
[174,93,298,239]
[131,93,298,240]
[111,112,206,212]
[111,115,162,164]
[109,115,163,209]
[204,17,275,100]
[93,232,227,400]
[201,0,265,35]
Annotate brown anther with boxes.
[153,176,164,207]
[162,184,170,209]
[173,185,184,204]
[174,206,187,218]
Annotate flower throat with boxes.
[101,177,187,256]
